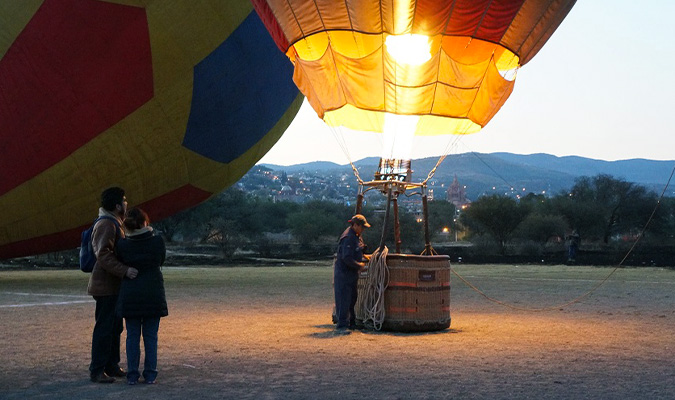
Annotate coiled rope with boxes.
[360,245,389,330]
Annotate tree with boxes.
[198,189,253,258]
[514,213,568,244]
[559,175,660,243]
[247,198,299,233]
[549,192,605,241]
[460,194,527,254]
[518,192,548,214]
[361,207,426,253]
[427,200,457,238]
[651,197,675,240]
[154,197,219,242]
[204,215,247,259]
[288,201,350,246]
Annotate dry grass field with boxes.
[0,263,673,399]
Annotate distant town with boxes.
[235,165,474,212]
[252,153,675,204]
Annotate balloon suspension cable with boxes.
[349,161,365,185]
[328,125,365,185]
[422,129,464,185]
[463,144,517,191]
[378,188,394,252]
[420,187,437,255]
[452,163,675,312]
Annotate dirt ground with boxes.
[0,263,673,399]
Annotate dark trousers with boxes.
[90,295,123,377]
[334,270,358,328]
[568,245,578,261]
[125,316,161,382]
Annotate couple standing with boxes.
[87,187,167,385]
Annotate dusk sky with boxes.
[259,1,675,166]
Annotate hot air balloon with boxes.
[253,0,576,251]
[253,0,574,136]
[253,0,576,332]
[0,0,303,259]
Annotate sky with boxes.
[259,1,675,167]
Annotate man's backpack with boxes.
[79,216,121,273]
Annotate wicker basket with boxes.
[357,254,451,332]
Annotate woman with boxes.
[115,207,167,385]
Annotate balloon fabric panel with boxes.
[289,33,514,134]
[255,0,574,64]
[250,0,289,52]
[0,0,302,259]
[0,185,212,259]
[182,12,298,163]
[0,0,153,196]
[254,0,574,135]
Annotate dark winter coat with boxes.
[115,229,168,318]
[334,227,366,278]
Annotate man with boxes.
[87,187,138,383]
[566,229,580,263]
[334,214,370,332]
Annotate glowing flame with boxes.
[382,112,419,160]
[385,34,431,66]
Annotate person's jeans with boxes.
[568,245,578,260]
[89,295,123,377]
[125,317,161,382]
[334,270,358,328]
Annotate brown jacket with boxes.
[87,210,129,296]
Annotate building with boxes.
[446,175,469,207]
[274,184,304,203]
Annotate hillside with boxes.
[260,153,675,200]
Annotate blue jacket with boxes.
[335,227,366,276]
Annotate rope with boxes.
[328,125,365,184]
[360,246,389,330]
[467,149,517,191]
[420,245,438,256]
[421,50,500,187]
[452,163,675,311]
[422,132,463,185]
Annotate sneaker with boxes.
[127,379,138,385]
[144,379,156,384]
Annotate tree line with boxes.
[154,174,675,261]
[460,174,674,256]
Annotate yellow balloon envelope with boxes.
[0,0,302,258]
